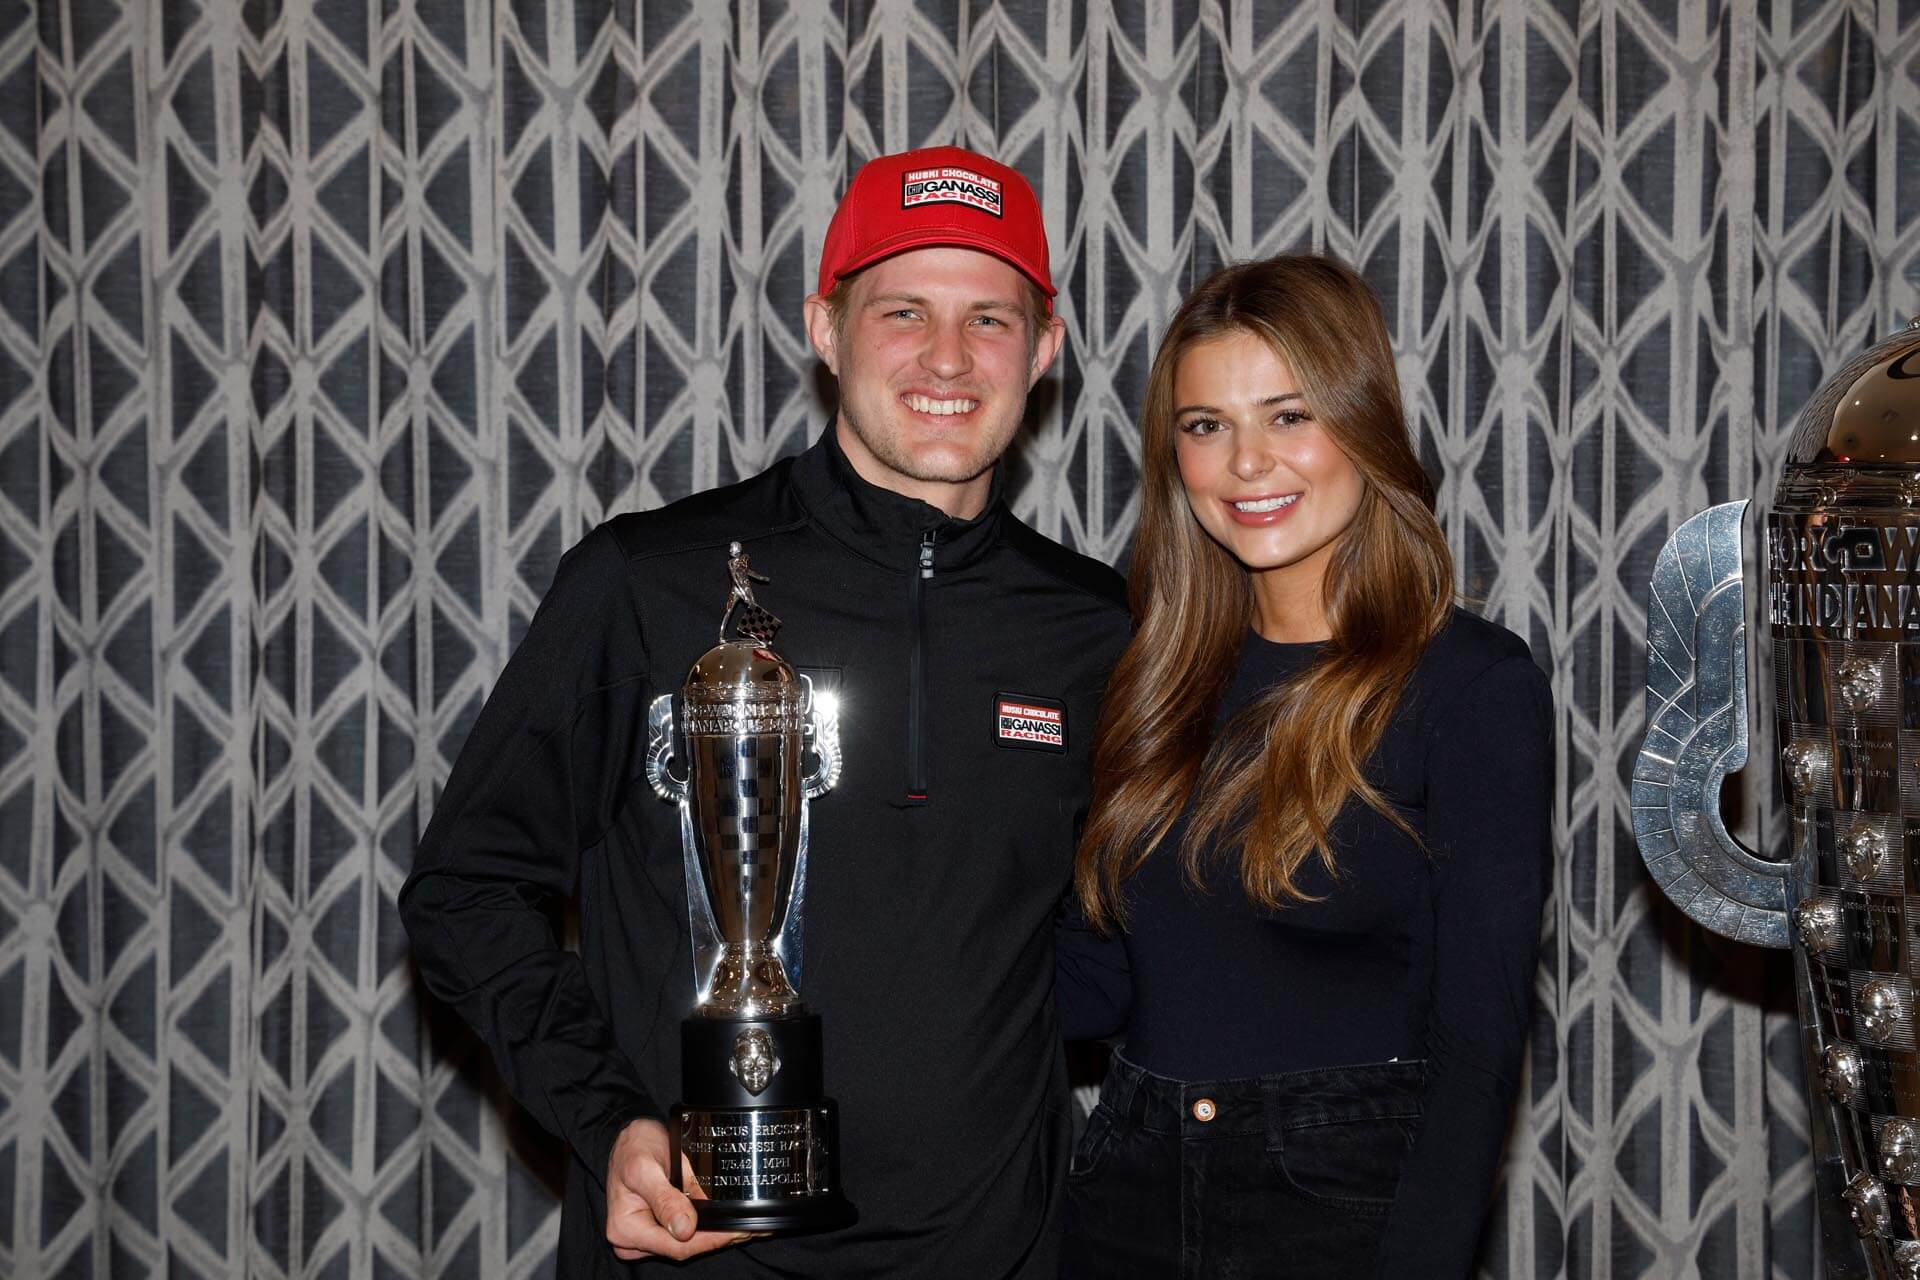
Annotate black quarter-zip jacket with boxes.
[399,431,1131,1278]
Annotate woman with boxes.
[1057,255,1552,1279]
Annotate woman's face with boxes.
[1171,331,1365,614]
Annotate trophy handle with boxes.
[646,694,687,801]
[799,674,842,799]
[1631,499,1791,948]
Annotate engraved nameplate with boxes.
[677,1107,831,1200]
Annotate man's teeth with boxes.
[905,394,979,416]
[1233,495,1299,513]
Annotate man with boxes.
[399,146,1130,1277]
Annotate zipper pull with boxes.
[919,531,936,579]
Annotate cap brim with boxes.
[832,226,1056,301]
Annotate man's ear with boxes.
[804,294,840,377]
[1028,310,1067,388]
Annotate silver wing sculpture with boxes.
[1630,499,1790,948]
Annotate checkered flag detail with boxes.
[733,602,782,644]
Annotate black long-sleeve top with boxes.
[1055,610,1553,1278]
[400,431,1131,1278]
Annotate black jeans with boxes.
[1062,1051,1425,1279]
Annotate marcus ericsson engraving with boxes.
[678,1110,827,1194]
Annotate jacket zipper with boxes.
[906,530,936,802]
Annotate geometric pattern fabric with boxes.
[0,2,1916,1276]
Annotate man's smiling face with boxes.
[810,245,1058,505]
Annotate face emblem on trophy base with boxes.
[731,1028,781,1096]
[1633,317,1920,1273]
[646,543,855,1233]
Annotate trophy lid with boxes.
[1786,316,1920,466]
[681,641,806,735]
[683,640,799,696]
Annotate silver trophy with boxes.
[645,542,853,1231]
[1635,317,1920,1275]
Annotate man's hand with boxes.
[605,1118,755,1263]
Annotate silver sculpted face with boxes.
[1781,741,1819,801]
[1848,1171,1893,1238]
[1843,825,1889,882]
[729,1027,781,1096]
[1884,1119,1920,1183]
[1825,1043,1866,1105]
[1836,656,1882,712]
[1861,980,1904,1045]
[1631,318,1920,1270]
[1795,897,1841,954]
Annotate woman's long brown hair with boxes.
[1075,255,1454,928]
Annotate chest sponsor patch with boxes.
[902,166,1003,217]
[995,693,1066,753]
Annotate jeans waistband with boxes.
[1099,1050,1427,1139]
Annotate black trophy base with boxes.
[694,1198,855,1234]
[669,1013,855,1234]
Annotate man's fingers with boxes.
[602,1123,757,1263]
[605,1203,752,1262]
[639,1175,700,1243]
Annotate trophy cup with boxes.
[644,542,854,1231]
[1634,317,1920,1275]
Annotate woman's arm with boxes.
[1055,892,1134,1042]
[1373,654,1554,1278]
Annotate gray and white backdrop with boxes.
[2,1,1918,1276]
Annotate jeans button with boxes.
[1192,1097,1216,1122]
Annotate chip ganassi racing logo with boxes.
[902,166,1003,217]
[995,695,1065,753]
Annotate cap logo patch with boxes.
[902,166,1003,217]
[996,694,1065,753]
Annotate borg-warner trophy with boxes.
[644,543,854,1231]
[1635,317,1920,1275]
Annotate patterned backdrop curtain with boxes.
[0,1,1916,1276]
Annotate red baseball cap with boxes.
[817,146,1055,306]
